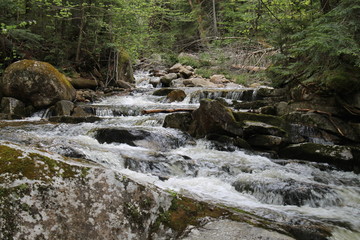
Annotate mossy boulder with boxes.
[1,60,76,108]
[163,112,193,132]
[167,89,186,102]
[188,99,243,138]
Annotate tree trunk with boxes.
[76,4,85,65]
[212,0,218,36]
[320,0,331,13]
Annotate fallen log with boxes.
[142,109,194,114]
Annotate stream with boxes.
[1,71,360,239]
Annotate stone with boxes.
[234,112,285,128]
[167,89,186,102]
[49,116,101,124]
[0,60,76,108]
[160,73,178,87]
[279,143,358,170]
[183,78,217,88]
[169,63,183,73]
[188,99,243,138]
[153,88,176,96]
[53,100,74,116]
[243,121,287,138]
[210,74,230,84]
[71,106,92,117]
[284,112,359,143]
[0,144,172,240]
[246,135,283,149]
[163,112,193,132]
[0,97,32,117]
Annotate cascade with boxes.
[1,70,359,239]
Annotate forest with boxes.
[1,0,359,93]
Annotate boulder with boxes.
[160,73,178,87]
[169,63,193,79]
[153,88,176,96]
[210,74,230,84]
[188,99,243,138]
[71,106,92,117]
[53,100,74,116]
[49,116,101,124]
[167,89,186,102]
[243,121,287,138]
[246,135,283,149]
[279,143,358,170]
[183,78,217,88]
[1,60,76,108]
[0,97,33,117]
[284,112,359,143]
[163,112,193,132]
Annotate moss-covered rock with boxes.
[279,143,359,170]
[0,60,76,108]
[167,89,186,102]
[188,99,243,138]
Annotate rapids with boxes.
[1,70,359,239]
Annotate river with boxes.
[1,71,359,239]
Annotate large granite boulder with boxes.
[1,60,76,108]
[188,99,243,138]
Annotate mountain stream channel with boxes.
[1,71,360,240]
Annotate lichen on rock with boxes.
[0,60,76,108]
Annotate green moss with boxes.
[161,196,228,236]
[0,145,90,183]
[234,112,285,128]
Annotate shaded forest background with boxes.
[1,0,359,94]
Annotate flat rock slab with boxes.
[182,219,295,240]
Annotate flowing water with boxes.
[1,71,360,239]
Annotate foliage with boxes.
[268,0,360,94]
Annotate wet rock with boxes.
[233,100,269,110]
[0,97,33,117]
[233,178,342,207]
[182,219,295,240]
[0,60,76,108]
[189,99,243,138]
[95,128,150,146]
[49,116,101,123]
[167,89,186,102]
[163,112,193,132]
[279,143,358,169]
[95,128,190,151]
[284,112,359,143]
[206,134,251,151]
[160,73,178,87]
[243,121,287,138]
[53,100,74,116]
[234,112,285,128]
[246,135,283,149]
[153,88,176,96]
[71,106,92,117]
